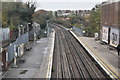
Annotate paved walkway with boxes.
[2,31,55,79]
[70,30,119,79]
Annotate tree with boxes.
[33,10,54,29]
[2,2,36,30]
[0,1,2,25]
[69,15,85,28]
[2,2,19,27]
[54,11,58,18]
[85,5,101,37]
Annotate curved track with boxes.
[51,24,111,79]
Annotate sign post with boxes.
[13,45,17,68]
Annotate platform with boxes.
[70,30,119,79]
[2,31,55,79]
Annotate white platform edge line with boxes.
[46,30,55,79]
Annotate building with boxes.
[0,28,10,42]
[76,10,91,17]
[101,0,120,47]
[56,10,71,17]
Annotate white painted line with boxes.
[69,30,116,79]
[46,30,55,78]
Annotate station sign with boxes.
[110,27,119,47]
[102,26,109,43]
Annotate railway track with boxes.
[51,24,111,79]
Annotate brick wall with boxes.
[101,2,119,28]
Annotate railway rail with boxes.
[51,24,111,79]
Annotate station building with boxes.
[101,0,120,47]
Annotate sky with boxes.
[35,2,101,11]
[18,0,108,11]
[33,0,108,11]
[3,0,108,11]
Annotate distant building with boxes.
[0,28,10,42]
[76,10,91,17]
[101,0,120,47]
[2,0,21,2]
[56,10,91,18]
[56,10,71,17]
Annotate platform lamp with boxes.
[18,25,23,36]
[27,23,31,32]
[46,18,49,37]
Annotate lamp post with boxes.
[46,19,49,37]
[118,24,120,44]
[27,23,31,32]
[22,26,25,34]
[19,25,23,36]
[32,23,36,41]
[13,45,17,68]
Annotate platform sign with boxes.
[102,26,109,43]
[110,27,119,47]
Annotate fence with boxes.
[7,32,29,63]
[5,27,51,63]
[72,26,83,36]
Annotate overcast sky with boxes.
[35,2,100,11]
[22,0,108,11]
